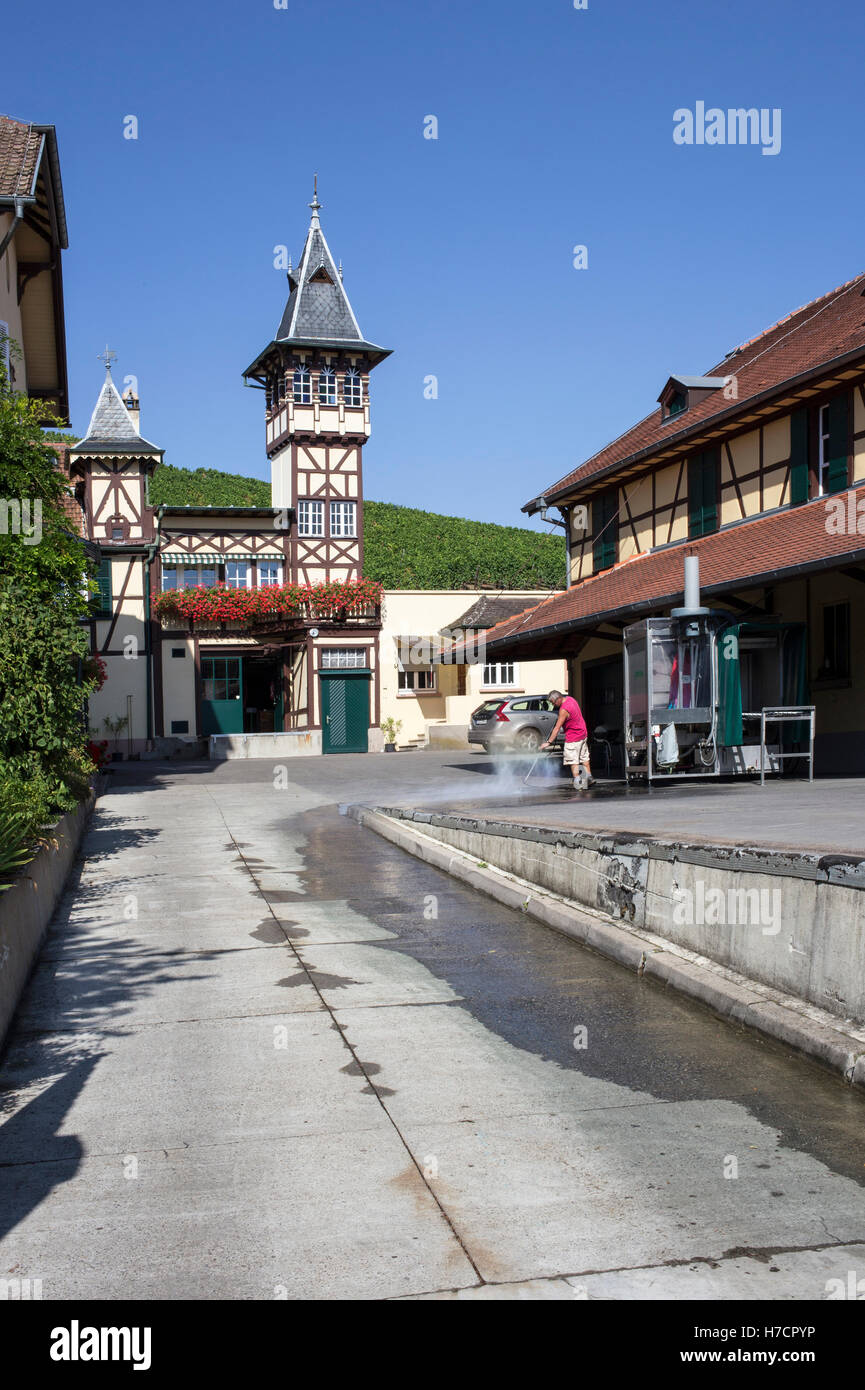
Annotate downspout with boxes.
[560,506,572,590]
[143,504,164,747]
[0,197,26,262]
[144,540,157,746]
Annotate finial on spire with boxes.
[338,259,343,282]
[309,173,321,219]
[97,344,117,374]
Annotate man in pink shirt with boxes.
[540,689,593,789]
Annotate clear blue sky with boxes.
[7,0,865,528]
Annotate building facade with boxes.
[0,115,69,422]
[79,195,388,755]
[74,195,565,758]
[483,275,865,775]
[379,591,567,748]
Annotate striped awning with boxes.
[394,633,445,662]
[160,553,284,564]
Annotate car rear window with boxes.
[476,700,505,714]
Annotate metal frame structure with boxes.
[756,706,816,785]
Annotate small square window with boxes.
[171,648,186,658]
[170,720,189,734]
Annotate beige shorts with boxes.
[562,739,589,767]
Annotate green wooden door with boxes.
[321,672,370,753]
[201,655,244,735]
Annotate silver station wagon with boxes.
[467,694,562,753]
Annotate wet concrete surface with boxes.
[1,754,863,1298]
[299,805,865,1187]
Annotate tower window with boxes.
[293,367,311,404]
[344,370,363,408]
[330,500,356,538]
[318,368,336,406]
[298,500,324,537]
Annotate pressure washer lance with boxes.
[523,749,555,783]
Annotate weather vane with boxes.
[98,345,117,371]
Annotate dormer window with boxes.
[309,264,334,285]
[659,374,728,422]
[344,369,362,408]
[293,366,311,404]
[318,368,336,405]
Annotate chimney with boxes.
[123,387,140,431]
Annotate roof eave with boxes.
[32,125,68,249]
[70,442,164,458]
[243,338,392,380]
[537,343,865,509]
[484,545,865,654]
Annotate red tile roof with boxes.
[543,274,865,501]
[44,442,85,536]
[0,115,42,199]
[484,487,865,654]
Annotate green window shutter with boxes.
[825,393,849,495]
[93,558,113,617]
[789,408,810,504]
[592,490,617,572]
[688,451,718,538]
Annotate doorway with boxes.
[243,656,284,733]
[200,653,284,736]
[582,654,624,775]
[200,655,243,735]
[320,671,371,753]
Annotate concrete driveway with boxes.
[1,752,864,1299]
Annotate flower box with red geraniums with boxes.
[152,578,383,627]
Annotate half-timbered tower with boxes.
[70,356,162,750]
[243,187,391,588]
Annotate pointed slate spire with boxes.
[74,356,161,455]
[275,182,366,346]
[243,187,391,381]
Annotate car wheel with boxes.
[515,727,542,751]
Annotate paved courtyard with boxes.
[1,752,864,1299]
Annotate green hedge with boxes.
[149,464,564,589]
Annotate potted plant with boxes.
[102,714,129,761]
[381,716,402,752]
